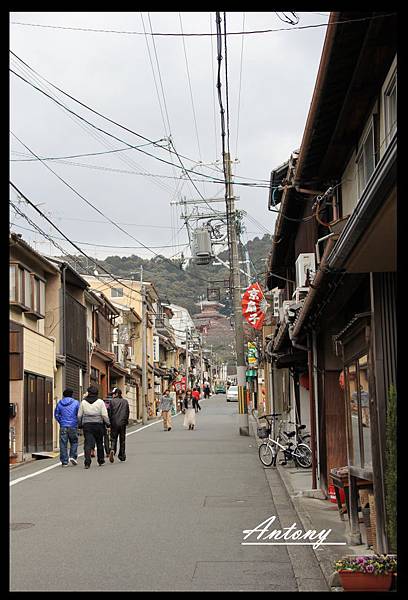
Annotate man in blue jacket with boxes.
[54,388,80,467]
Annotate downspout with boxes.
[308,334,317,490]
[62,264,67,389]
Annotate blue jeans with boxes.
[59,427,79,464]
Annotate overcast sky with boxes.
[10,11,329,263]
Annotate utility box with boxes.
[193,227,212,265]
[295,253,316,288]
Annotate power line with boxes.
[235,12,245,160]
[10,186,207,312]
[10,49,272,185]
[11,150,270,188]
[10,13,395,36]
[9,222,188,250]
[10,133,210,282]
[179,13,203,170]
[9,140,165,161]
[10,56,177,196]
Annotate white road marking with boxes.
[10,411,182,487]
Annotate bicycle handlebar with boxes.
[259,413,281,419]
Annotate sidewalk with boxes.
[249,416,373,591]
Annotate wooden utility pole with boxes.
[225,152,248,435]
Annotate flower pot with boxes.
[339,571,393,592]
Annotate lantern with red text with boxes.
[241,283,267,330]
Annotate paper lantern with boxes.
[299,373,309,390]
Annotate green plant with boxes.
[334,555,397,574]
[385,384,397,552]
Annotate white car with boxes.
[226,385,238,402]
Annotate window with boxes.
[357,124,375,195]
[29,274,46,317]
[9,266,16,302]
[345,352,372,470]
[111,287,123,297]
[25,270,32,309]
[384,71,397,146]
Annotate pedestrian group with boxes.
[55,382,209,468]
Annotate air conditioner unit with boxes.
[295,253,316,288]
[272,287,284,317]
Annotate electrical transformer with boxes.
[193,227,212,265]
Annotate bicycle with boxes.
[255,413,312,468]
[287,420,311,445]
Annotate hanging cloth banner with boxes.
[241,282,267,330]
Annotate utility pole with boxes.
[225,151,249,435]
[185,326,190,389]
[141,267,148,425]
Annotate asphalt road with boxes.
[10,394,299,592]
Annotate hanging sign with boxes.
[241,283,267,330]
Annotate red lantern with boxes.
[299,373,309,390]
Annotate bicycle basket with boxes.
[257,426,271,439]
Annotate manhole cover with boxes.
[10,523,34,531]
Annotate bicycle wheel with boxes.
[258,442,274,467]
[294,443,312,468]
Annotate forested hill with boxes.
[66,234,272,317]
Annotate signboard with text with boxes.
[241,283,267,330]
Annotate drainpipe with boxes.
[308,334,317,490]
[312,330,321,485]
[289,326,318,488]
[62,264,67,389]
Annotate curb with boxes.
[249,416,339,592]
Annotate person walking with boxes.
[203,382,211,399]
[108,387,130,462]
[78,385,110,469]
[54,388,80,467]
[183,389,196,430]
[159,388,173,432]
[102,392,113,458]
[192,387,201,413]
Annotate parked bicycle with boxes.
[255,413,312,468]
[287,420,311,445]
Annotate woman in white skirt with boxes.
[183,389,196,430]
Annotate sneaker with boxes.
[98,461,105,466]
[109,450,115,463]
[118,457,126,462]
[168,427,172,431]
[61,463,69,468]
[70,458,78,466]
[191,425,195,430]
[84,464,90,469]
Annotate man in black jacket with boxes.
[108,387,130,463]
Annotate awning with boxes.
[109,362,129,377]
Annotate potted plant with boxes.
[334,555,397,592]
